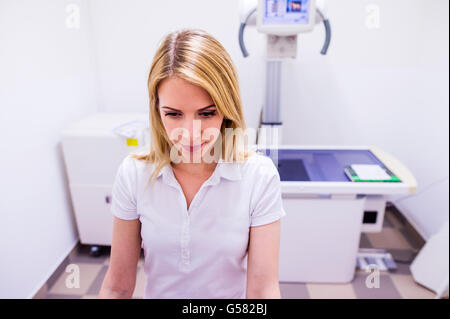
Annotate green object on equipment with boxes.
[344,166,402,183]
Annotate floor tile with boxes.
[279,283,309,299]
[33,284,48,299]
[399,227,424,250]
[70,251,108,265]
[385,209,406,229]
[132,266,146,299]
[390,274,436,299]
[47,256,71,291]
[86,265,108,295]
[386,249,417,275]
[387,262,412,276]
[81,294,99,299]
[306,283,356,299]
[46,293,82,299]
[352,272,402,299]
[382,215,394,228]
[366,228,412,250]
[359,233,373,248]
[42,204,433,299]
[47,262,104,296]
[387,249,417,263]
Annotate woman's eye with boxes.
[165,112,181,117]
[164,110,216,118]
[200,111,216,117]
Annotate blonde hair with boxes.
[131,29,253,187]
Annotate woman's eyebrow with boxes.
[161,104,216,112]
[198,104,216,111]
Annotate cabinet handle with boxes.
[105,195,111,204]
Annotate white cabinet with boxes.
[69,185,114,246]
[61,113,149,248]
[279,196,365,283]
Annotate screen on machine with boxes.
[263,0,311,25]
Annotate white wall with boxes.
[0,0,98,298]
[88,0,449,239]
[87,0,267,129]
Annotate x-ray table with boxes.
[258,146,417,283]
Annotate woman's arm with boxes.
[246,219,282,299]
[98,216,142,298]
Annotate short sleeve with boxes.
[110,155,139,220]
[250,156,287,227]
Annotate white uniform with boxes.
[111,152,286,299]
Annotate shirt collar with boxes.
[156,157,242,187]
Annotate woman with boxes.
[99,29,286,299]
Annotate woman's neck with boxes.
[171,161,217,177]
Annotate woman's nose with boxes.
[181,117,203,144]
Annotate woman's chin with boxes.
[174,142,219,163]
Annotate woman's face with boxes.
[158,76,224,163]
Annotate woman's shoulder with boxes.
[239,151,279,178]
[244,151,272,164]
[120,149,155,177]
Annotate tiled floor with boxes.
[39,205,437,299]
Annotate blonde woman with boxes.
[99,29,286,299]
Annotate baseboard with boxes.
[388,200,430,241]
[29,239,80,299]
[387,202,426,249]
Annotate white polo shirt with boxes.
[110,151,287,299]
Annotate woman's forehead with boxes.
[158,77,214,111]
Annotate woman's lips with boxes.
[181,142,206,152]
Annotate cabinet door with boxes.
[69,185,113,246]
[279,197,365,283]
